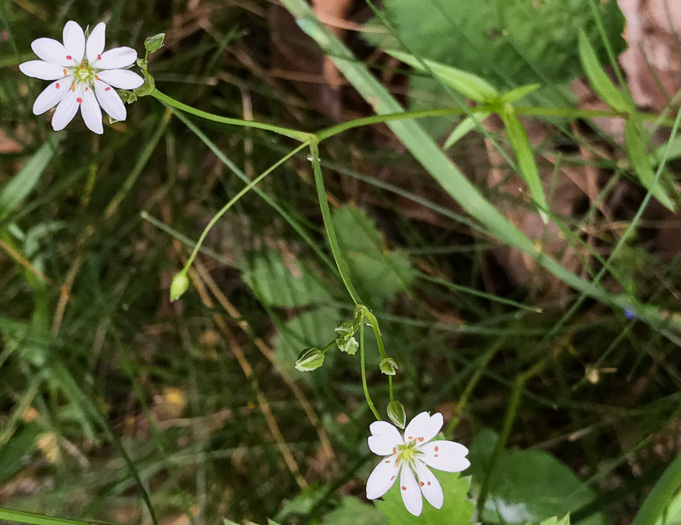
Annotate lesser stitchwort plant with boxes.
[366,411,470,516]
[19,21,144,134]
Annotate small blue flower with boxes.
[624,305,636,320]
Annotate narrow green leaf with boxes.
[0,134,59,224]
[387,49,499,103]
[443,112,490,150]
[625,119,676,211]
[633,454,681,525]
[501,83,541,104]
[0,508,91,525]
[577,31,629,112]
[500,107,549,222]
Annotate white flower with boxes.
[366,411,470,517]
[19,21,144,135]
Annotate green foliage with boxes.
[332,207,414,305]
[373,0,625,87]
[535,516,571,525]
[632,454,681,525]
[374,472,474,525]
[242,249,333,307]
[469,430,603,525]
[324,497,387,525]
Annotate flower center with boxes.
[397,441,419,463]
[73,60,96,85]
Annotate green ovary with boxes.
[397,442,418,462]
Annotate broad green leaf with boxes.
[577,31,629,112]
[500,107,549,222]
[324,497,387,525]
[375,471,474,525]
[0,134,59,224]
[388,50,498,103]
[469,429,603,525]
[633,454,681,525]
[273,306,340,374]
[444,112,490,150]
[369,0,624,87]
[625,119,676,211]
[501,84,542,104]
[241,249,333,307]
[332,207,414,304]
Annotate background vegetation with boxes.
[1,0,681,524]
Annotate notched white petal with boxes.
[80,87,103,134]
[52,86,80,131]
[414,460,444,509]
[399,465,423,517]
[404,412,444,445]
[96,47,137,69]
[19,60,67,81]
[87,22,106,64]
[32,77,73,115]
[366,456,399,500]
[419,440,470,473]
[97,69,144,90]
[63,21,85,62]
[368,421,403,456]
[31,38,71,66]
[95,80,126,121]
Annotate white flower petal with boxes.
[52,86,80,131]
[97,69,143,90]
[32,76,73,115]
[399,464,423,517]
[86,22,106,64]
[419,440,470,473]
[96,47,137,70]
[404,412,443,445]
[80,87,103,134]
[19,60,68,81]
[366,455,400,500]
[414,460,444,509]
[31,38,71,66]
[368,421,404,456]
[62,21,85,62]
[95,80,126,121]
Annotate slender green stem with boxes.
[361,305,395,402]
[0,508,102,525]
[152,90,312,142]
[309,140,362,304]
[360,311,381,420]
[182,141,309,274]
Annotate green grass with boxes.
[2,1,681,524]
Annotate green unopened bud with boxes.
[387,400,406,429]
[335,321,355,338]
[379,357,399,376]
[337,335,358,355]
[295,348,325,372]
[144,33,166,53]
[170,271,189,302]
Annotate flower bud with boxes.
[295,348,325,372]
[144,33,166,53]
[334,320,355,338]
[387,400,406,429]
[170,271,189,302]
[379,357,398,376]
[337,335,358,355]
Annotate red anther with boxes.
[76,97,83,103]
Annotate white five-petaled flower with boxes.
[19,21,144,134]
[366,412,470,517]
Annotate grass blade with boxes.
[578,30,629,112]
[632,454,681,525]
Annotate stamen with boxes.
[55,83,60,89]
[390,475,395,481]
[418,437,424,442]
[408,436,413,440]
[71,85,75,91]
[84,87,89,91]
[434,454,438,457]
[384,460,390,464]
[392,447,396,455]
[401,486,407,491]
[97,54,102,61]
[434,446,439,452]
[427,481,431,486]
[95,75,100,80]
[419,481,424,487]
[76,97,83,104]
[105,87,111,91]
[66,55,72,60]
[63,68,67,76]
